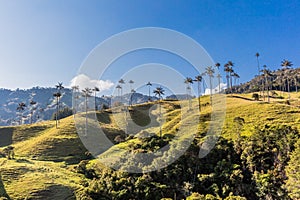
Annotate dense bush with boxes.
[74,125,299,200]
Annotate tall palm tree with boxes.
[29,100,37,124]
[205,66,215,105]
[93,87,100,110]
[184,77,193,110]
[215,63,221,93]
[295,75,298,93]
[116,85,122,104]
[262,67,272,103]
[82,87,92,136]
[153,86,165,137]
[216,74,222,93]
[224,63,230,94]
[118,79,125,104]
[232,73,240,85]
[130,89,136,107]
[261,65,267,101]
[255,53,262,96]
[227,61,234,95]
[146,82,152,101]
[128,80,134,90]
[194,75,203,112]
[281,59,293,100]
[16,102,26,125]
[128,80,134,106]
[53,92,61,128]
[55,82,64,124]
[71,85,79,117]
[255,53,260,76]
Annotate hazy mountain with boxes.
[0,87,164,126]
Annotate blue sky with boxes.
[0,0,299,94]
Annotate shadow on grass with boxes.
[0,174,10,200]
[0,128,13,147]
[28,184,75,200]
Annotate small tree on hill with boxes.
[153,86,165,137]
[16,102,26,125]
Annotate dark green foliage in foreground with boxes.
[76,125,299,200]
[285,139,300,199]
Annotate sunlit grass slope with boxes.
[0,91,299,199]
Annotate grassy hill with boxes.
[0,92,300,199]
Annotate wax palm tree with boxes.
[261,65,267,100]
[261,67,273,103]
[82,87,92,136]
[232,72,240,86]
[281,59,293,100]
[116,84,122,104]
[93,87,100,110]
[128,80,134,90]
[128,80,134,106]
[55,82,64,124]
[216,74,222,93]
[118,79,125,103]
[224,63,230,94]
[29,100,37,124]
[194,75,203,112]
[294,75,298,93]
[153,86,165,137]
[71,85,79,117]
[130,89,136,107]
[146,82,152,101]
[215,63,221,93]
[184,77,193,110]
[255,53,260,76]
[255,52,262,96]
[16,102,26,125]
[227,61,234,94]
[53,92,61,128]
[205,66,215,105]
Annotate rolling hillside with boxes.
[0,92,300,199]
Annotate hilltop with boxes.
[232,67,300,94]
[0,92,300,199]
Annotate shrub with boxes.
[252,93,259,101]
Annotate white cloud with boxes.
[204,83,227,95]
[70,74,114,91]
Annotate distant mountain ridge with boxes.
[0,87,189,126]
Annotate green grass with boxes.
[0,92,300,198]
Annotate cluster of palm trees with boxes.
[19,54,295,129]
[16,92,38,125]
[183,62,240,111]
[254,53,296,102]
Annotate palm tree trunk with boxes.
[226,74,229,94]
[263,77,265,101]
[230,75,233,96]
[55,96,58,128]
[85,96,88,136]
[198,82,201,112]
[95,91,97,111]
[58,97,60,124]
[148,86,151,101]
[159,94,162,137]
[266,77,270,103]
[209,76,212,105]
[30,111,33,124]
[218,76,221,94]
[287,78,290,101]
[295,77,298,93]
